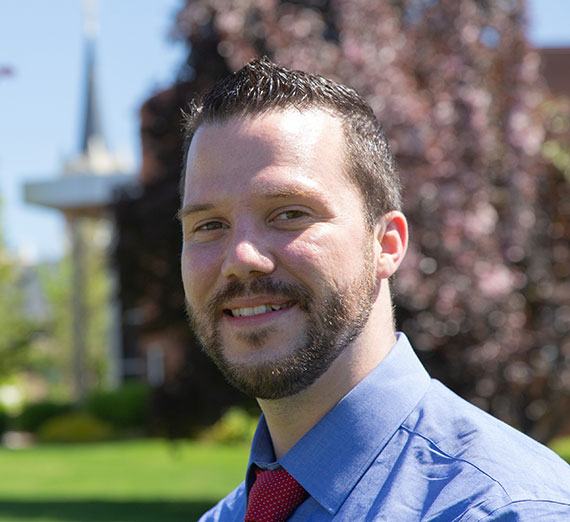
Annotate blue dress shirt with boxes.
[199,333,570,521]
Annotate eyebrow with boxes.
[177,185,325,222]
[176,203,215,222]
[258,186,324,200]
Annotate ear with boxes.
[373,211,408,279]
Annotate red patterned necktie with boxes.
[244,467,308,522]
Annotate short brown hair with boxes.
[182,57,401,224]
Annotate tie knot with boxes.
[244,467,308,522]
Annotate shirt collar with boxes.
[246,333,431,514]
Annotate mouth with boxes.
[224,302,294,318]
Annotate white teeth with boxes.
[230,303,289,317]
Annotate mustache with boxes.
[206,277,313,316]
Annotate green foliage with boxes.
[17,400,73,433]
[0,200,38,380]
[199,407,258,444]
[0,404,9,434]
[85,382,150,430]
[34,260,72,388]
[37,412,114,443]
[542,99,570,182]
[550,437,570,464]
[17,383,150,438]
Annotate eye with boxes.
[273,209,307,221]
[195,220,226,232]
[186,220,228,243]
[269,208,313,230]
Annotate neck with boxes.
[258,285,396,459]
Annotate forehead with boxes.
[191,108,343,159]
[183,109,350,197]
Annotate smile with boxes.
[225,302,293,317]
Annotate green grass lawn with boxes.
[0,439,249,522]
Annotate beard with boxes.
[186,256,378,400]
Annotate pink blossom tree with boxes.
[115,0,570,439]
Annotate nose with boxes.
[221,231,276,280]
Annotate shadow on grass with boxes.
[0,499,217,522]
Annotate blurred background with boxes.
[0,0,569,519]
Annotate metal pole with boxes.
[70,217,87,403]
[106,219,122,389]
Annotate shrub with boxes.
[0,405,9,435]
[550,437,570,464]
[17,401,73,433]
[37,412,114,443]
[85,382,150,430]
[199,407,258,444]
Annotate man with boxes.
[178,57,570,521]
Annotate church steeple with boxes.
[64,0,126,176]
[80,39,104,155]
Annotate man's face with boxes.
[180,109,379,399]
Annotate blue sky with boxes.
[0,0,569,263]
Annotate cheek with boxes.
[181,245,221,303]
[280,232,357,286]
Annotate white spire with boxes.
[64,0,129,176]
[83,0,99,41]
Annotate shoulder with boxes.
[197,481,247,522]
[402,380,570,509]
[333,377,570,521]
